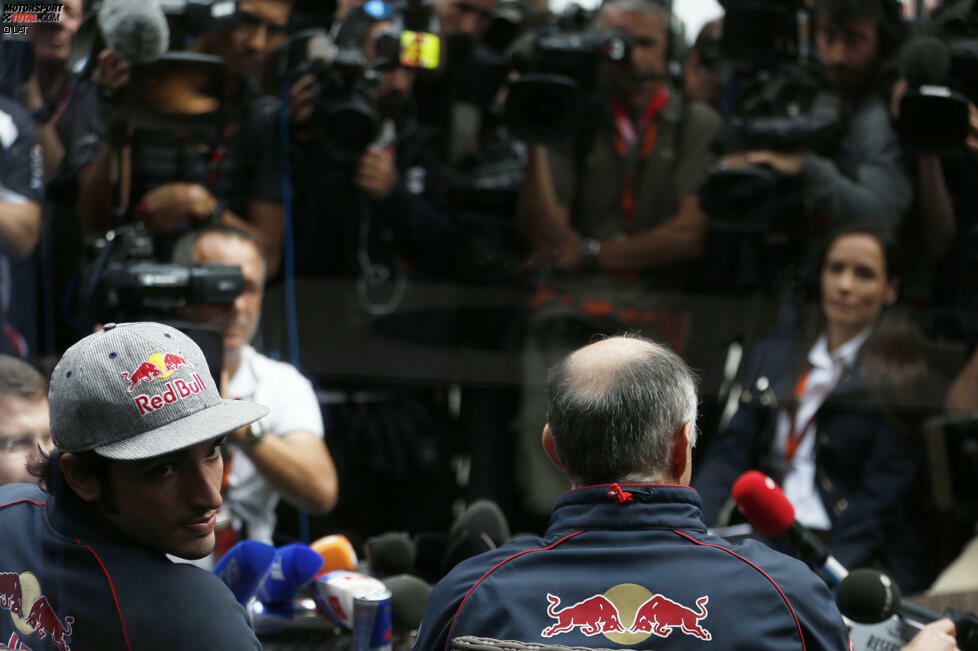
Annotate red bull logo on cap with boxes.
[120,351,192,392]
[0,572,74,651]
[541,583,711,644]
[119,351,207,416]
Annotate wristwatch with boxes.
[236,420,266,452]
[580,238,602,270]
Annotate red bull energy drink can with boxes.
[353,588,392,651]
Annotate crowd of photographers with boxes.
[1,0,978,598]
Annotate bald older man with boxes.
[416,336,851,651]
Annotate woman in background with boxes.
[694,223,940,592]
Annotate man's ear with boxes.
[542,424,565,471]
[60,453,102,502]
[669,422,693,485]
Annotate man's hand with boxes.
[356,146,398,200]
[94,49,132,90]
[136,183,216,234]
[289,73,318,127]
[220,368,251,446]
[18,73,44,115]
[743,151,805,175]
[901,618,958,651]
[527,229,583,271]
[721,151,805,175]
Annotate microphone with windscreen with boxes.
[257,544,325,608]
[310,534,359,577]
[365,532,416,577]
[896,35,972,152]
[443,500,511,572]
[836,568,939,625]
[97,0,170,64]
[213,540,277,605]
[383,574,432,635]
[731,470,848,585]
[837,569,978,650]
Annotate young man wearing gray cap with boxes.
[0,322,266,650]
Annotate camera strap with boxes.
[612,85,670,232]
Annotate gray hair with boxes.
[0,355,47,403]
[546,335,698,485]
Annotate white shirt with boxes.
[773,328,872,530]
[225,344,324,544]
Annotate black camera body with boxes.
[504,23,632,145]
[283,0,441,161]
[81,223,244,325]
[700,0,845,238]
[896,6,978,155]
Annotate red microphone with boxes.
[731,470,796,537]
[731,471,849,585]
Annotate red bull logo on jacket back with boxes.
[541,586,711,644]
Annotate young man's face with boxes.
[32,0,82,64]
[100,437,225,560]
[434,0,496,46]
[815,15,880,92]
[365,22,417,119]
[0,396,51,485]
[214,0,290,80]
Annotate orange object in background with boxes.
[311,534,358,576]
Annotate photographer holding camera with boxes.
[286,3,466,541]
[79,0,291,275]
[721,0,911,232]
[290,3,464,280]
[515,0,722,519]
[173,225,338,550]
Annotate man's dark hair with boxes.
[546,335,698,486]
[29,448,117,512]
[0,355,47,402]
[171,224,267,279]
[814,0,902,58]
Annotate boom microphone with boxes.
[213,540,277,605]
[257,544,325,606]
[731,470,848,585]
[97,0,170,64]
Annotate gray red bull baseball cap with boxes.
[49,321,269,460]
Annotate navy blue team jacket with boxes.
[0,482,260,650]
[415,484,851,651]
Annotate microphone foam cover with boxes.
[384,574,432,634]
[450,500,511,546]
[366,532,416,577]
[899,35,951,87]
[97,0,169,64]
[258,544,325,605]
[311,534,358,576]
[731,470,795,538]
[213,540,277,605]
[836,568,902,624]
